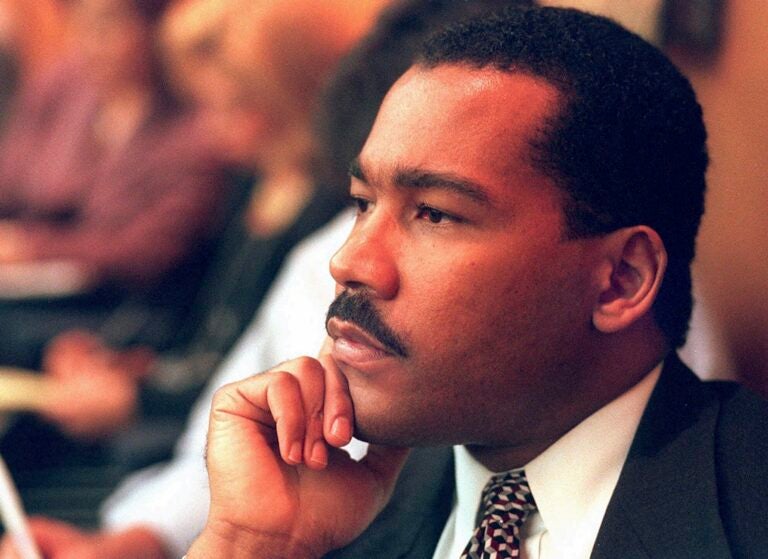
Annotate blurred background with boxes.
[0,0,764,535]
[2,0,762,390]
[544,0,768,397]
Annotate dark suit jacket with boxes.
[327,355,768,559]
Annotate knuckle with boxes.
[308,405,324,424]
[270,358,326,394]
[265,357,324,383]
[269,370,301,391]
[292,356,325,377]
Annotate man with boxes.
[0,2,534,559]
[187,6,768,559]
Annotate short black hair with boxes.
[311,0,533,204]
[421,6,708,348]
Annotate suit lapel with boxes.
[326,446,455,559]
[592,355,732,558]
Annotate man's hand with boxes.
[39,331,154,439]
[0,518,169,559]
[187,353,410,559]
[44,330,154,382]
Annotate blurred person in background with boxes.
[0,1,532,557]
[0,0,231,369]
[0,0,388,533]
[25,0,389,443]
[0,0,231,522]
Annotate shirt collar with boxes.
[450,362,662,556]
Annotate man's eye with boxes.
[416,205,452,224]
[351,197,370,213]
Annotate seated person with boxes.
[0,0,230,368]
[0,0,389,531]
[30,0,389,444]
[187,7,768,558]
[0,0,228,289]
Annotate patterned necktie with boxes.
[459,469,537,559]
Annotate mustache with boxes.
[325,291,408,358]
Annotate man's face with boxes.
[327,65,607,456]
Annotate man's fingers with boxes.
[291,357,329,469]
[212,371,306,465]
[261,372,308,465]
[211,357,334,468]
[319,352,354,447]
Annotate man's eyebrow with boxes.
[349,158,493,206]
[394,167,492,205]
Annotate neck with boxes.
[468,331,668,472]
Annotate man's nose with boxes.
[330,217,399,300]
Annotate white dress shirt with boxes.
[433,363,661,559]
[101,210,358,557]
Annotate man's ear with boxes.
[592,226,667,334]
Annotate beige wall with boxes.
[540,0,663,41]
[670,1,768,394]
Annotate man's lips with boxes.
[327,317,397,364]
